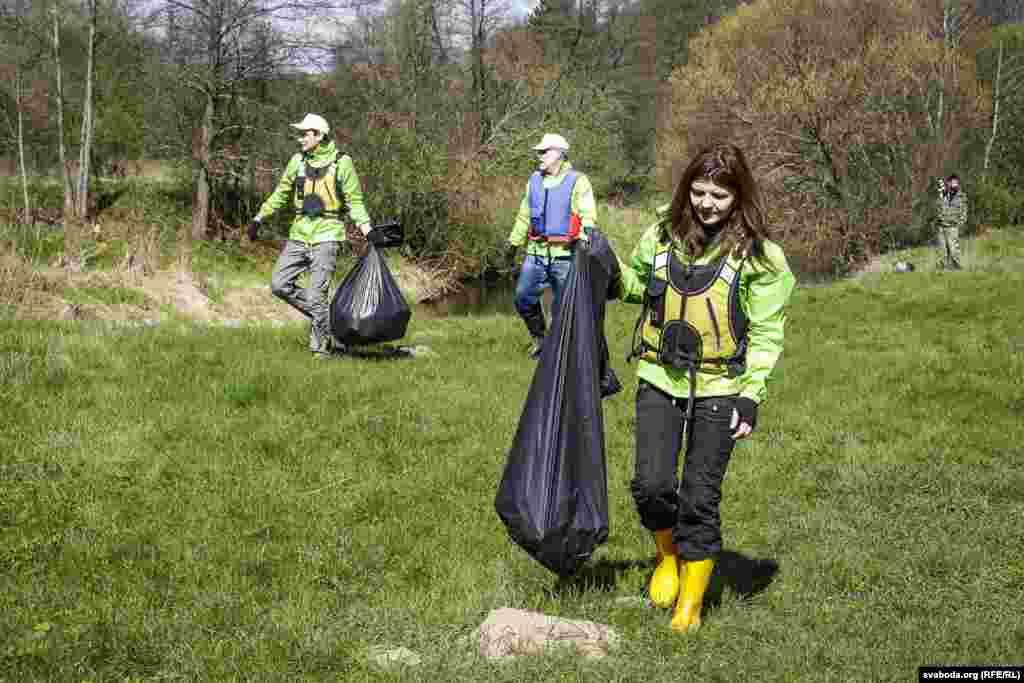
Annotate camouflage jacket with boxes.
[936,191,968,230]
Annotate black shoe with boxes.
[313,342,348,359]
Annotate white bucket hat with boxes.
[291,113,330,134]
[532,133,570,152]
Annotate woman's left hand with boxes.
[730,408,754,440]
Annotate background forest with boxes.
[2,0,1024,283]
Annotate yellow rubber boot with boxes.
[670,558,715,633]
[648,529,680,608]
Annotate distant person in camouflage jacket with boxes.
[936,174,967,270]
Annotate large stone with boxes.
[474,607,618,660]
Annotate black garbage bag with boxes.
[367,219,404,248]
[495,230,622,576]
[330,245,411,346]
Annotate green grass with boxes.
[2,224,1023,680]
[61,286,153,308]
[2,222,66,267]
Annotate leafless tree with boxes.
[51,5,74,218]
[441,0,511,142]
[75,0,97,222]
[983,35,1024,173]
[0,0,47,223]
[148,0,382,270]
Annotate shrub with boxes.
[972,177,1024,229]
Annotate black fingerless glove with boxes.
[247,219,261,242]
[367,228,389,247]
[607,274,623,301]
[735,396,758,431]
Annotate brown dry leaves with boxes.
[662,0,993,273]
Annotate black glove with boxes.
[504,244,518,266]
[607,274,623,301]
[247,219,261,242]
[735,396,758,431]
[367,228,390,247]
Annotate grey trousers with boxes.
[271,240,341,353]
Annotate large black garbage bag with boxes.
[367,219,404,248]
[330,245,411,345]
[495,230,622,576]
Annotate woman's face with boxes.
[690,178,736,226]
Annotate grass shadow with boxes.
[342,344,417,361]
[704,549,780,608]
[551,548,779,604]
[93,187,129,218]
[550,558,652,595]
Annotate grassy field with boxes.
[2,220,1023,681]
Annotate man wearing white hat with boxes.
[506,133,597,358]
[248,113,375,358]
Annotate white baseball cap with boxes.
[532,133,570,151]
[291,113,330,134]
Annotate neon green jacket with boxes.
[507,161,597,258]
[620,206,796,404]
[255,140,371,243]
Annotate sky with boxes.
[511,0,538,19]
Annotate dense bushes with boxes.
[972,177,1024,230]
[662,0,992,278]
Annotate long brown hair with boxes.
[666,143,769,261]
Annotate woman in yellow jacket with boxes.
[618,143,795,632]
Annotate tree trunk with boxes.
[16,69,30,224]
[53,6,75,216]
[470,3,489,144]
[191,92,214,242]
[983,40,1004,175]
[53,5,83,270]
[75,0,97,220]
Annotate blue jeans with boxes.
[514,254,573,324]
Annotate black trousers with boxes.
[630,381,737,561]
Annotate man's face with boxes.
[299,129,324,153]
[690,178,737,226]
[948,179,960,194]
[536,148,564,175]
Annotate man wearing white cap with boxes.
[506,133,597,358]
[248,113,375,358]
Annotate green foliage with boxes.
[0,179,64,215]
[351,128,465,260]
[1,221,64,266]
[975,23,1024,79]
[974,24,1024,190]
[972,176,1024,228]
[61,286,151,308]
